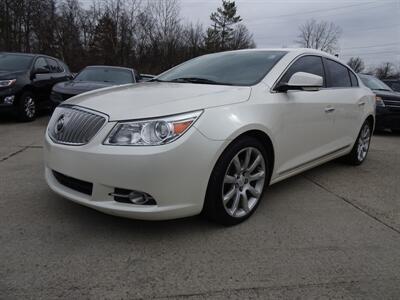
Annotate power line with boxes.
[248,2,377,21]
[340,50,400,57]
[246,1,392,24]
[342,42,400,50]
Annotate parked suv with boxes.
[0,52,72,121]
[359,74,400,132]
[45,49,375,225]
[382,79,400,92]
[51,66,140,106]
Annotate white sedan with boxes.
[44,48,375,225]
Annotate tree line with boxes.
[0,0,255,73]
[295,19,399,79]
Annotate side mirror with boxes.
[276,72,323,92]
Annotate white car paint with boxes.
[44,48,375,220]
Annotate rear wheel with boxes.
[203,136,269,225]
[344,121,372,165]
[391,129,400,134]
[18,92,37,122]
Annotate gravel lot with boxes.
[1,115,400,299]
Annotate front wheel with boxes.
[203,136,269,225]
[18,92,37,122]
[344,121,372,165]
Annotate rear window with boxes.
[324,59,352,88]
[75,68,134,84]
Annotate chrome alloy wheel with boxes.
[222,147,266,218]
[357,124,371,162]
[24,97,36,118]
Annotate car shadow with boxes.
[373,129,400,137]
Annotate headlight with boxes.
[0,79,16,88]
[104,110,203,146]
[375,96,385,107]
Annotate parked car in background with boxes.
[0,52,72,121]
[382,79,400,93]
[51,66,146,106]
[359,74,400,133]
[45,49,375,225]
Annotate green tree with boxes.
[206,0,243,51]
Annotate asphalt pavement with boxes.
[1,115,399,299]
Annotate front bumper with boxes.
[44,123,224,220]
[376,106,400,130]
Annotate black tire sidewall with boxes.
[203,136,270,225]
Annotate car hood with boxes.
[372,89,400,101]
[66,82,251,121]
[0,70,27,80]
[53,80,114,95]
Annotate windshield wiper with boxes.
[374,88,391,92]
[169,77,233,85]
[150,78,166,82]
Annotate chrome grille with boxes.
[48,106,106,145]
[383,100,400,108]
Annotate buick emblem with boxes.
[55,115,65,134]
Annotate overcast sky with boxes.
[180,0,400,69]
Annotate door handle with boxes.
[358,101,366,106]
[325,106,335,113]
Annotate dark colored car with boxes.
[359,74,400,133]
[0,52,72,121]
[382,79,400,93]
[51,66,141,105]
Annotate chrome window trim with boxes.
[271,53,360,93]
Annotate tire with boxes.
[18,92,37,122]
[202,136,270,226]
[344,120,372,165]
[391,129,400,134]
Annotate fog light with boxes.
[110,188,156,205]
[4,95,15,105]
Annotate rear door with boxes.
[272,55,338,175]
[323,58,363,148]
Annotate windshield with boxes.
[157,50,287,86]
[0,54,33,71]
[75,68,134,84]
[359,74,393,91]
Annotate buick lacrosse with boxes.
[44,49,375,225]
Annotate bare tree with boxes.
[296,19,342,54]
[347,57,365,73]
[375,62,395,79]
[0,0,254,73]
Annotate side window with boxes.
[324,59,352,88]
[349,71,359,87]
[46,58,62,73]
[279,55,325,86]
[34,57,49,70]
